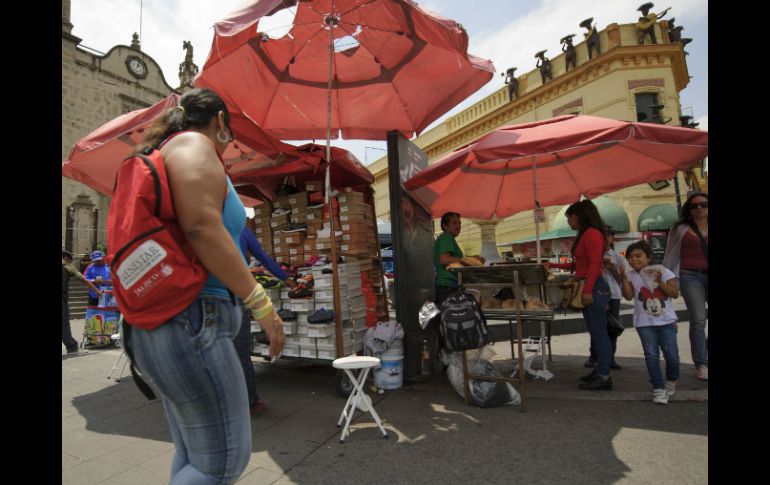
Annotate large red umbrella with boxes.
[404,114,708,259]
[195,0,495,141]
[62,93,305,197]
[232,143,373,192]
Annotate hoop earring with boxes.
[216,130,229,143]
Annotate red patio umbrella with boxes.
[196,0,495,141]
[62,93,305,197]
[404,114,708,260]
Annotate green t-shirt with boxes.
[433,232,464,288]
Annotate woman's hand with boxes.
[582,293,594,306]
[257,310,285,360]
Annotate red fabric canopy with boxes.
[62,94,305,196]
[195,0,495,140]
[404,115,709,219]
[232,143,374,199]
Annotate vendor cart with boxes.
[81,289,121,349]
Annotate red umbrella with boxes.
[195,0,494,141]
[404,114,708,259]
[232,143,374,197]
[62,94,305,197]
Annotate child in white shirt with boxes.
[620,240,680,404]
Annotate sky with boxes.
[69,0,708,166]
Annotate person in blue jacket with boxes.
[236,222,296,416]
[83,250,111,306]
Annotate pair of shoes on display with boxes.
[277,309,298,322]
[289,285,313,299]
[316,223,342,239]
[695,365,708,381]
[584,356,597,368]
[652,389,669,405]
[275,184,299,196]
[578,374,613,391]
[305,255,322,266]
[321,267,334,274]
[307,202,325,210]
[283,223,307,233]
[262,279,282,289]
[272,207,291,217]
[308,308,335,324]
[296,274,314,286]
[250,401,267,417]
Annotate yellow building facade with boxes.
[368,21,706,257]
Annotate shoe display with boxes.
[584,356,597,368]
[610,360,622,370]
[282,223,307,233]
[321,268,333,274]
[296,274,314,286]
[652,388,669,405]
[665,380,677,399]
[272,207,291,217]
[307,202,325,209]
[695,365,708,381]
[262,279,282,288]
[578,374,612,391]
[288,285,313,298]
[308,308,335,324]
[250,401,267,417]
[316,223,342,238]
[277,309,298,321]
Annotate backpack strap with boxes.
[690,223,708,261]
[121,322,158,400]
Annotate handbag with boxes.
[607,312,625,337]
[560,277,587,311]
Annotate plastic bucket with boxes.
[373,339,404,390]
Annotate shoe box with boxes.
[305,180,323,192]
[308,323,336,338]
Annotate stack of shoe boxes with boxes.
[310,261,366,360]
[271,196,291,263]
[253,203,273,254]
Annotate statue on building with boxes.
[502,67,519,101]
[130,32,141,50]
[636,2,671,45]
[580,17,601,59]
[535,50,553,84]
[179,41,200,92]
[666,17,684,43]
[561,34,577,71]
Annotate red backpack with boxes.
[106,149,208,330]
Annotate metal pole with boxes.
[673,171,682,213]
[325,13,344,358]
[532,156,541,263]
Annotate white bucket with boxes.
[373,339,404,390]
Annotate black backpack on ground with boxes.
[440,291,493,351]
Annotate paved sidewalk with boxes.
[63,315,707,485]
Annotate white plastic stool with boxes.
[107,333,129,382]
[332,356,389,443]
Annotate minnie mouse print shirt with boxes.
[626,265,678,327]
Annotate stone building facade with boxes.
[61,0,175,257]
[367,20,707,257]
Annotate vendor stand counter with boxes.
[450,263,555,412]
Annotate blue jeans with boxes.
[128,296,251,485]
[234,304,260,406]
[636,324,680,389]
[590,298,620,360]
[582,277,612,376]
[680,270,708,367]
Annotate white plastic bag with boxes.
[446,347,521,407]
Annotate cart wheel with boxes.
[335,370,354,398]
[113,339,121,349]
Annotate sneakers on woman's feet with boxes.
[578,374,612,390]
[580,369,596,381]
[652,388,669,404]
[584,356,597,368]
[665,380,677,399]
[695,365,708,381]
[250,401,267,417]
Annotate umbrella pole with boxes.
[532,156,542,264]
[325,16,344,358]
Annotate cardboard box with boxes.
[253,204,272,216]
[291,300,314,312]
[274,195,291,208]
[339,202,368,214]
[300,346,318,359]
[337,192,364,205]
[290,214,308,224]
[305,180,323,192]
[288,192,308,206]
[282,321,298,335]
[307,324,335,338]
[304,240,317,253]
[339,213,365,222]
[288,245,303,255]
[283,345,301,357]
[285,233,304,245]
[254,225,272,236]
[271,214,289,226]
